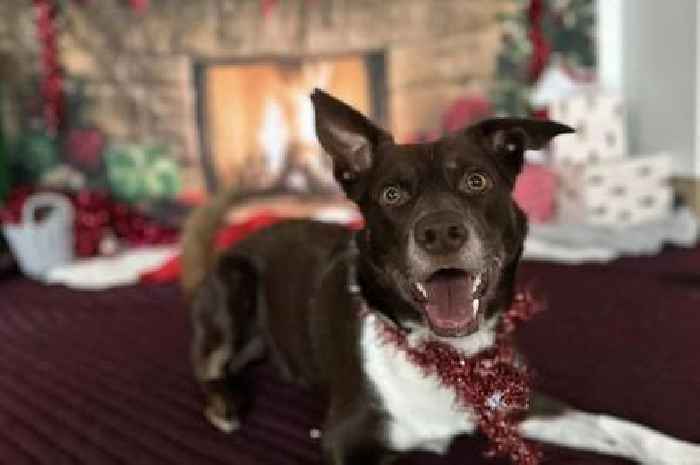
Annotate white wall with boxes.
[597,0,699,177]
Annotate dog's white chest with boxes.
[360,315,495,454]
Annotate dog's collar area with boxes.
[356,267,545,465]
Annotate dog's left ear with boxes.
[311,88,394,200]
[472,117,574,183]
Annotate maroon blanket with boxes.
[1,247,699,465]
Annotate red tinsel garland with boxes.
[369,291,544,465]
[527,0,551,83]
[33,0,63,135]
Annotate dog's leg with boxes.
[520,398,700,464]
[321,400,396,465]
[190,257,263,433]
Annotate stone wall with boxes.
[0,0,514,190]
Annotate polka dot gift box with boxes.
[556,153,673,227]
[548,88,627,165]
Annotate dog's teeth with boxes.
[415,282,428,299]
[472,298,480,316]
[472,274,482,293]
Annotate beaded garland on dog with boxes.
[360,290,543,465]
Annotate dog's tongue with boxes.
[424,270,475,336]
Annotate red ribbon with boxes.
[527,0,551,83]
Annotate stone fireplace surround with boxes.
[0,0,512,193]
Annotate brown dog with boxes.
[183,89,700,465]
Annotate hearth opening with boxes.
[195,52,386,194]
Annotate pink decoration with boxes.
[65,128,106,172]
[129,0,149,13]
[261,0,277,18]
[442,96,493,133]
[513,164,557,223]
[370,291,544,465]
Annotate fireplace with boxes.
[194,52,386,194]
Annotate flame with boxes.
[257,97,289,180]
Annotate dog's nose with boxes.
[414,212,468,255]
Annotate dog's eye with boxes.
[380,185,409,206]
[460,172,491,194]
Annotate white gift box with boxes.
[556,153,673,226]
[549,88,627,165]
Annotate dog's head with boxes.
[311,89,573,338]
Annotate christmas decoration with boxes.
[30,1,149,137]
[0,187,178,258]
[33,0,64,135]
[260,0,278,18]
[529,58,593,110]
[442,96,493,133]
[491,0,595,116]
[129,0,149,14]
[513,164,558,223]
[63,79,106,174]
[105,144,181,203]
[548,88,627,165]
[11,130,59,183]
[527,0,550,83]
[65,128,105,173]
[1,192,74,279]
[74,189,179,256]
[41,164,87,191]
[365,291,544,465]
[546,86,674,227]
[556,153,674,227]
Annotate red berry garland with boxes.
[369,291,544,465]
[33,0,64,135]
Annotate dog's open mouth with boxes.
[411,269,487,337]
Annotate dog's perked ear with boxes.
[311,88,394,200]
[471,117,574,185]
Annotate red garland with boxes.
[371,291,544,465]
[33,0,64,135]
[527,0,551,83]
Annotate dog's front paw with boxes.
[204,393,240,434]
[204,404,240,433]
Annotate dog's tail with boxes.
[180,184,288,296]
[180,184,335,296]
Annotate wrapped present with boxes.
[548,88,627,165]
[556,153,673,226]
[105,144,181,203]
[514,164,558,223]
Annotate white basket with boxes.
[2,193,75,280]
